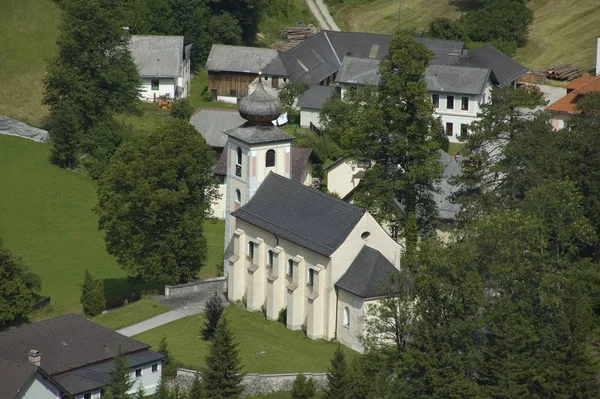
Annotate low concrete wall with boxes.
[164,277,226,298]
[177,368,328,396]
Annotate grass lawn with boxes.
[134,305,360,373]
[0,135,225,315]
[0,0,60,126]
[199,219,225,279]
[257,0,318,46]
[326,0,462,34]
[92,297,171,330]
[448,142,465,156]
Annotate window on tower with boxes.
[266,149,275,167]
[236,147,242,177]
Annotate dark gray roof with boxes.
[336,56,380,85]
[457,44,527,87]
[224,123,293,144]
[414,37,464,61]
[291,147,322,183]
[279,32,341,85]
[335,246,400,298]
[214,149,228,176]
[129,35,185,78]
[232,172,365,256]
[263,53,287,76]
[426,65,490,95]
[190,109,246,148]
[435,150,462,221]
[0,314,149,375]
[54,350,163,395]
[0,359,38,399]
[297,86,337,110]
[205,45,278,73]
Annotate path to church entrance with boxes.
[116,290,228,337]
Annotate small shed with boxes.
[297,86,338,130]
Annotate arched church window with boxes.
[266,149,276,167]
[235,189,241,203]
[236,147,243,177]
[343,307,350,328]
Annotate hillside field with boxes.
[326,0,600,71]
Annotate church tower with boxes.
[223,76,294,277]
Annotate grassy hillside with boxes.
[0,0,61,126]
[0,135,225,315]
[327,0,599,71]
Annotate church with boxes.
[221,77,402,353]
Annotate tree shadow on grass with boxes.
[449,0,485,12]
[103,277,162,309]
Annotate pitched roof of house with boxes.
[546,75,600,114]
[0,359,39,399]
[291,147,322,183]
[0,314,149,375]
[232,172,365,256]
[426,65,490,95]
[435,150,462,221]
[224,123,294,144]
[297,86,338,110]
[335,246,400,298]
[190,108,246,148]
[336,56,380,85]
[457,44,527,87]
[129,35,185,78]
[214,149,228,176]
[54,351,163,395]
[263,52,288,76]
[205,45,278,73]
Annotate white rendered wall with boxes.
[211,182,227,219]
[326,160,365,199]
[300,109,321,128]
[140,78,176,102]
[19,373,62,399]
[336,289,365,353]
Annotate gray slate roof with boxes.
[426,65,490,95]
[458,44,527,87]
[291,147,322,183]
[435,150,462,221]
[0,359,39,399]
[54,351,163,395]
[336,57,490,95]
[336,56,380,85]
[335,246,400,298]
[232,172,365,256]
[205,45,278,73]
[297,86,337,110]
[190,109,246,148]
[129,35,185,78]
[263,52,287,76]
[0,314,149,375]
[224,123,293,144]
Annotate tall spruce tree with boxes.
[80,269,106,317]
[43,0,140,134]
[46,101,82,169]
[103,348,134,399]
[202,291,224,340]
[203,316,244,399]
[323,346,349,399]
[158,336,177,380]
[338,32,444,242]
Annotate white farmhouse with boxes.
[0,358,67,399]
[129,35,192,102]
[221,79,402,353]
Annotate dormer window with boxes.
[266,149,275,167]
[236,147,242,177]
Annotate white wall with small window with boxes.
[336,289,365,353]
[129,361,162,396]
[139,78,176,102]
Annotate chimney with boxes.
[28,350,41,367]
[596,34,600,76]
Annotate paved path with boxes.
[117,310,186,337]
[306,0,341,31]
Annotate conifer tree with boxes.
[80,269,106,317]
[202,291,223,340]
[46,102,81,169]
[189,372,204,399]
[203,316,244,398]
[103,348,134,399]
[158,336,177,380]
[291,373,315,399]
[134,385,145,399]
[323,346,349,399]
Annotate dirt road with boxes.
[306,0,341,31]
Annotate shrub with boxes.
[277,307,287,325]
[292,373,315,399]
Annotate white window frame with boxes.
[461,96,469,111]
[135,368,142,378]
[152,363,159,373]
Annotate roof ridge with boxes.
[323,31,341,66]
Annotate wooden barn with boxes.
[205,45,279,103]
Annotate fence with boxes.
[164,277,226,298]
[176,368,328,396]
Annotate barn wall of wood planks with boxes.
[208,71,258,98]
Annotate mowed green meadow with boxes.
[0,135,225,315]
[328,0,600,71]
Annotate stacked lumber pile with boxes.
[518,70,546,84]
[546,64,583,81]
[272,25,317,52]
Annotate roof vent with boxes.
[28,350,41,367]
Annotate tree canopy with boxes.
[95,118,219,284]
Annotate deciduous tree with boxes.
[95,119,219,284]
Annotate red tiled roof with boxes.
[546,75,600,113]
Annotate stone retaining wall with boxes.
[164,276,226,298]
[177,368,328,396]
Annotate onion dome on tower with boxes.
[238,72,282,125]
